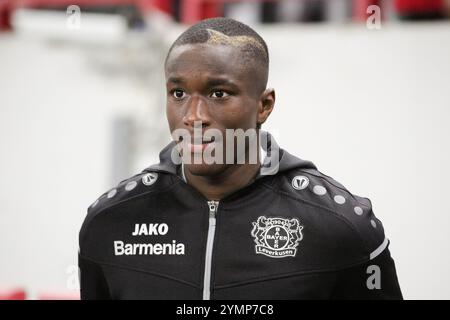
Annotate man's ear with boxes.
[257,88,275,127]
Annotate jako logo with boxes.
[292,175,309,190]
[132,223,168,236]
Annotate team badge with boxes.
[251,216,303,258]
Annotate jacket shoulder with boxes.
[277,167,388,262]
[79,170,172,251]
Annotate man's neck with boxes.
[183,161,261,201]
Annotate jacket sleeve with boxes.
[79,196,113,300]
[78,254,111,300]
[331,247,403,300]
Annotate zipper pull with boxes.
[207,201,219,218]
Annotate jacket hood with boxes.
[143,131,316,178]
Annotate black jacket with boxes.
[79,133,402,299]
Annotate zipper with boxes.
[203,200,219,300]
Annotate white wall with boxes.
[0,32,165,298]
[0,22,449,299]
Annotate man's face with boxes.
[165,43,269,177]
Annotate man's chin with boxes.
[184,162,228,177]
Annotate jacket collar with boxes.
[143,131,316,178]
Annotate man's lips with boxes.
[178,137,217,153]
[186,142,211,153]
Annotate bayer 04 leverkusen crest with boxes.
[251,216,303,258]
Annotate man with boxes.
[79,17,402,299]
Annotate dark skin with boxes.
[165,43,275,201]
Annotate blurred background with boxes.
[0,0,450,300]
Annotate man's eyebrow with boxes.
[205,77,239,87]
[167,76,184,84]
[167,76,240,88]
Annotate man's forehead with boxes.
[166,43,242,67]
[165,43,252,81]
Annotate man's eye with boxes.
[172,89,185,99]
[210,90,229,98]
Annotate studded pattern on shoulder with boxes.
[88,171,160,214]
[284,168,387,259]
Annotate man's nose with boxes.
[183,95,211,128]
